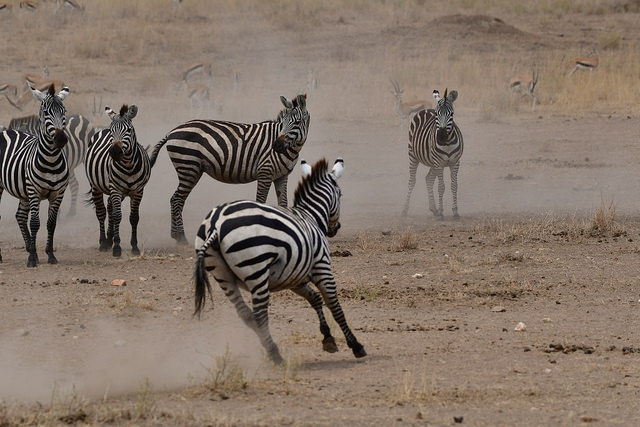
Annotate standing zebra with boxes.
[194,158,366,364]
[84,104,151,257]
[149,93,310,245]
[8,113,95,216]
[0,84,70,267]
[402,89,464,219]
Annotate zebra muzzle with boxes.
[109,141,124,161]
[272,136,288,153]
[327,222,341,238]
[53,129,68,149]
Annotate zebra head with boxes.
[432,89,458,145]
[30,84,69,149]
[105,104,138,162]
[297,157,344,238]
[273,94,310,154]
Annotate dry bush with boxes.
[393,227,419,251]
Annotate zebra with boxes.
[0,84,70,267]
[149,93,310,245]
[402,88,464,219]
[8,113,95,216]
[193,157,366,364]
[84,104,151,257]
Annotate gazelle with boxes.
[509,71,539,111]
[56,0,84,11]
[0,2,13,12]
[18,1,38,12]
[389,78,426,126]
[568,51,599,77]
[179,60,213,83]
[21,65,49,89]
[0,83,18,99]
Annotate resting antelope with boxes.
[21,65,49,89]
[390,79,426,126]
[0,2,13,12]
[568,51,599,77]
[56,0,84,11]
[509,71,539,111]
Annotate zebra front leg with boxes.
[108,192,123,257]
[293,283,338,353]
[273,175,288,208]
[436,168,445,220]
[16,200,36,266]
[45,193,64,264]
[255,173,272,205]
[106,196,114,248]
[450,162,460,220]
[314,274,366,359]
[402,157,419,216]
[425,168,442,218]
[91,191,110,251]
[129,192,142,256]
[26,196,42,268]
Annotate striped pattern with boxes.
[149,93,310,245]
[8,113,95,216]
[0,84,70,267]
[402,88,464,219]
[84,105,151,257]
[193,158,365,364]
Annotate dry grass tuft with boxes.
[393,227,419,251]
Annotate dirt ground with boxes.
[1,2,640,426]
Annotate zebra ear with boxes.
[447,90,458,103]
[301,159,312,177]
[57,86,70,101]
[105,106,117,119]
[295,94,307,109]
[127,105,138,120]
[30,85,45,102]
[432,90,441,102]
[280,96,294,109]
[331,158,344,180]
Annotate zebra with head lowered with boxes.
[194,157,366,364]
[402,88,464,219]
[84,104,151,257]
[8,113,95,217]
[149,93,310,245]
[0,84,70,267]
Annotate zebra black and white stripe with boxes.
[0,84,70,267]
[84,104,151,257]
[402,89,464,219]
[193,158,366,364]
[149,93,310,245]
[8,113,95,216]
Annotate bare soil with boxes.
[1,3,639,426]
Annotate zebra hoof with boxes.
[453,214,460,221]
[322,336,339,353]
[351,343,367,358]
[47,254,58,265]
[269,350,284,365]
[27,254,38,268]
[131,247,141,257]
[112,246,122,257]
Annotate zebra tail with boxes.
[83,191,95,209]
[193,252,212,318]
[149,135,169,168]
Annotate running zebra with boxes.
[0,84,70,267]
[194,158,366,364]
[84,104,151,257]
[149,93,310,245]
[8,113,95,216]
[402,89,464,219]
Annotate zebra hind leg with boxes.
[45,195,64,264]
[129,193,142,256]
[450,163,460,220]
[436,168,446,220]
[67,172,79,217]
[170,190,189,245]
[292,283,338,353]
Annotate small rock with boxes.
[111,279,127,287]
[491,306,505,312]
[412,273,424,279]
[514,322,527,332]
[454,416,464,423]
[542,317,552,323]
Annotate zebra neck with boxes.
[293,204,328,235]
[36,129,59,154]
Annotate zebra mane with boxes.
[119,104,129,116]
[294,158,329,206]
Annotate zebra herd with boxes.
[0,81,463,362]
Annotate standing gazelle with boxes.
[509,71,539,111]
[389,79,426,127]
[402,88,463,219]
[568,51,599,77]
